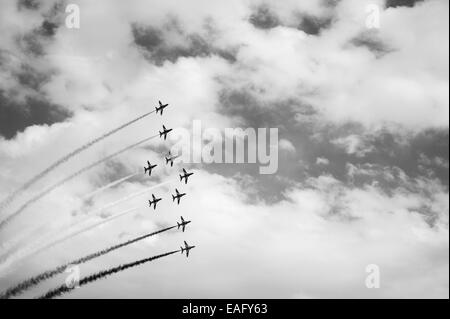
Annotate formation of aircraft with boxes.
[142,101,196,259]
[179,168,194,184]
[155,100,169,115]
[165,151,178,167]
[172,188,186,205]
[148,194,162,210]
[181,240,196,257]
[159,125,173,140]
[144,161,157,176]
[177,216,191,232]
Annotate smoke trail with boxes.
[0,224,47,261]
[0,207,140,275]
[29,178,171,259]
[88,180,171,216]
[81,172,139,200]
[0,134,158,229]
[0,179,172,274]
[0,226,175,299]
[39,250,179,299]
[22,207,140,261]
[0,110,155,212]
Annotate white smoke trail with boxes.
[0,134,158,230]
[0,207,140,275]
[88,180,172,216]
[81,172,139,200]
[0,110,156,213]
[0,179,173,274]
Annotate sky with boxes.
[0,0,448,298]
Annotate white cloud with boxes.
[316,157,330,165]
[0,0,448,299]
[279,138,296,153]
[331,134,375,157]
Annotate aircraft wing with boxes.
[183,168,187,174]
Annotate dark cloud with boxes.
[385,0,425,8]
[15,64,52,91]
[1,48,54,96]
[40,20,58,37]
[308,127,449,188]
[297,14,333,35]
[132,25,163,51]
[131,20,236,66]
[211,89,309,202]
[350,31,393,57]
[218,89,300,129]
[248,5,280,30]
[322,0,342,8]
[15,1,64,57]
[214,88,449,204]
[17,0,41,11]
[0,90,72,139]
[16,19,59,57]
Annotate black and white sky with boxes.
[0,0,448,298]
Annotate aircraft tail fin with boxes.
[172,195,176,202]
[179,175,183,181]
[177,222,181,229]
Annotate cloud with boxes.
[331,134,375,157]
[248,4,281,30]
[279,139,296,154]
[0,0,447,299]
[0,90,72,140]
[297,13,333,35]
[385,0,425,9]
[316,157,330,165]
[27,171,446,299]
[131,19,236,66]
